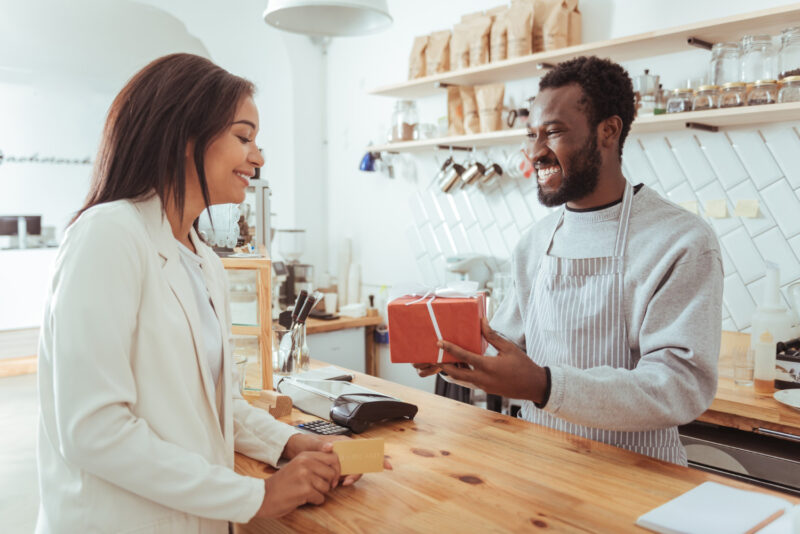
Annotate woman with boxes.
[36,53,375,533]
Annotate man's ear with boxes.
[598,115,622,151]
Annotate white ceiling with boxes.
[0,0,209,93]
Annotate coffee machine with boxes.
[277,229,314,309]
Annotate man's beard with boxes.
[537,134,601,207]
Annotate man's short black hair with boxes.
[538,56,635,159]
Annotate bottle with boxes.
[750,262,793,394]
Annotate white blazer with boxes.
[36,193,298,533]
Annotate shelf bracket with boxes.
[435,82,458,89]
[687,37,714,51]
[436,145,473,152]
[537,62,556,70]
[685,122,719,132]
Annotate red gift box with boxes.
[388,293,487,364]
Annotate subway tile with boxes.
[466,224,492,257]
[408,192,429,226]
[467,188,494,228]
[483,223,510,260]
[451,224,472,254]
[430,255,447,285]
[760,125,800,189]
[752,227,800,286]
[665,181,698,205]
[421,190,445,226]
[722,305,731,321]
[499,180,533,230]
[726,130,782,190]
[723,273,756,330]
[523,185,553,222]
[694,131,748,191]
[621,137,659,187]
[720,226,764,284]
[415,255,438,287]
[746,275,793,312]
[638,135,686,191]
[722,317,738,332]
[502,224,521,254]
[760,179,800,239]
[418,223,442,257]
[696,181,740,236]
[485,188,515,230]
[727,180,776,237]
[439,193,462,228]
[433,224,456,258]
[720,245,735,277]
[647,180,666,197]
[668,134,716,191]
[404,226,426,259]
[453,190,477,229]
[789,234,800,265]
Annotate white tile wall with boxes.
[406,121,800,333]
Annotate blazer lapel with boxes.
[133,195,222,436]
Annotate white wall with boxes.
[324,0,800,391]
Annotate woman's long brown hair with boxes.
[72,53,254,225]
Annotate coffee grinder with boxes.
[277,229,314,309]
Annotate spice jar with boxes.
[692,85,719,111]
[718,82,748,108]
[747,80,779,105]
[778,75,800,103]
[666,88,694,113]
[710,42,741,86]
[779,27,800,78]
[741,35,777,83]
[390,100,418,142]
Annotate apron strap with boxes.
[613,181,634,258]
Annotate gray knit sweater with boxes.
[490,184,723,432]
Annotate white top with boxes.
[177,240,223,390]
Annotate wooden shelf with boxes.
[370,4,800,99]
[368,102,800,153]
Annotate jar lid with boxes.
[780,75,800,83]
[671,88,694,94]
[721,82,747,89]
[711,42,740,50]
[698,85,719,91]
[753,79,778,86]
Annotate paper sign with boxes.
[735,199,760,218]
[333,439,385,475]
[678,201,699,214]
[705,198,728,218]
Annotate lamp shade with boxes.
[263,0,392,37]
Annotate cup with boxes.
[324,292,338,313]
[733,346,755,386]
[272,326,298,376]
[439,162,466,193]
[233,354,247,393]
[460,161,486,187]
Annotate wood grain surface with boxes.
[234,363,799,534]
[305,316,383,335]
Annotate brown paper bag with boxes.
[467,15,493,67]
[533,0,559,52]
[476,83,505,133]
[568,2,582,46]
[544,1,571,51]
[408,35,428,79]
[487,5,508,63]
[448,87,465,136]
[460,86,481,135]
[507,1,533,58]
[450,23,471,71]
[461,11,485,22]
[426,30,451,74]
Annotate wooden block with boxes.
[244,389,293,418]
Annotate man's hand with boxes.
[433,318,548,403]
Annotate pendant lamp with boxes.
[263,0,392,37]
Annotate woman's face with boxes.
[202,96,264,206]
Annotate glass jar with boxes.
[718,82,748,108]
[666,88,694,113]
[778,75,800,103]
[741,35,777,83]
[390,100,418,142]
[710,42,741,86]
[692,85,719,111]
[747,79,779,105]
[779,27,800,78]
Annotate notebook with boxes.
[636,481,795,534]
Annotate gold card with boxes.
[332,438,385,475]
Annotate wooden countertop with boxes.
[304,315,382,335]
[235,366,798,533]
[699,331,800,436]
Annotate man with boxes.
[416,56,723,465]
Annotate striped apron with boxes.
[520,181,685,465]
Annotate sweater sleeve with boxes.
[543,250,723,431]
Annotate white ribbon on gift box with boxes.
[389,281,480,363]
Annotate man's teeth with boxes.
[537,166,561,177]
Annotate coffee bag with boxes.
[450,23,471,71]
[448,87,465,136]
[507,1,533,58]
[467,15,493,67]
[460,86,481,135]
[426,30,451,74]
[487,5,508,63]
[476,83,505,133]
[408,35,428,79]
